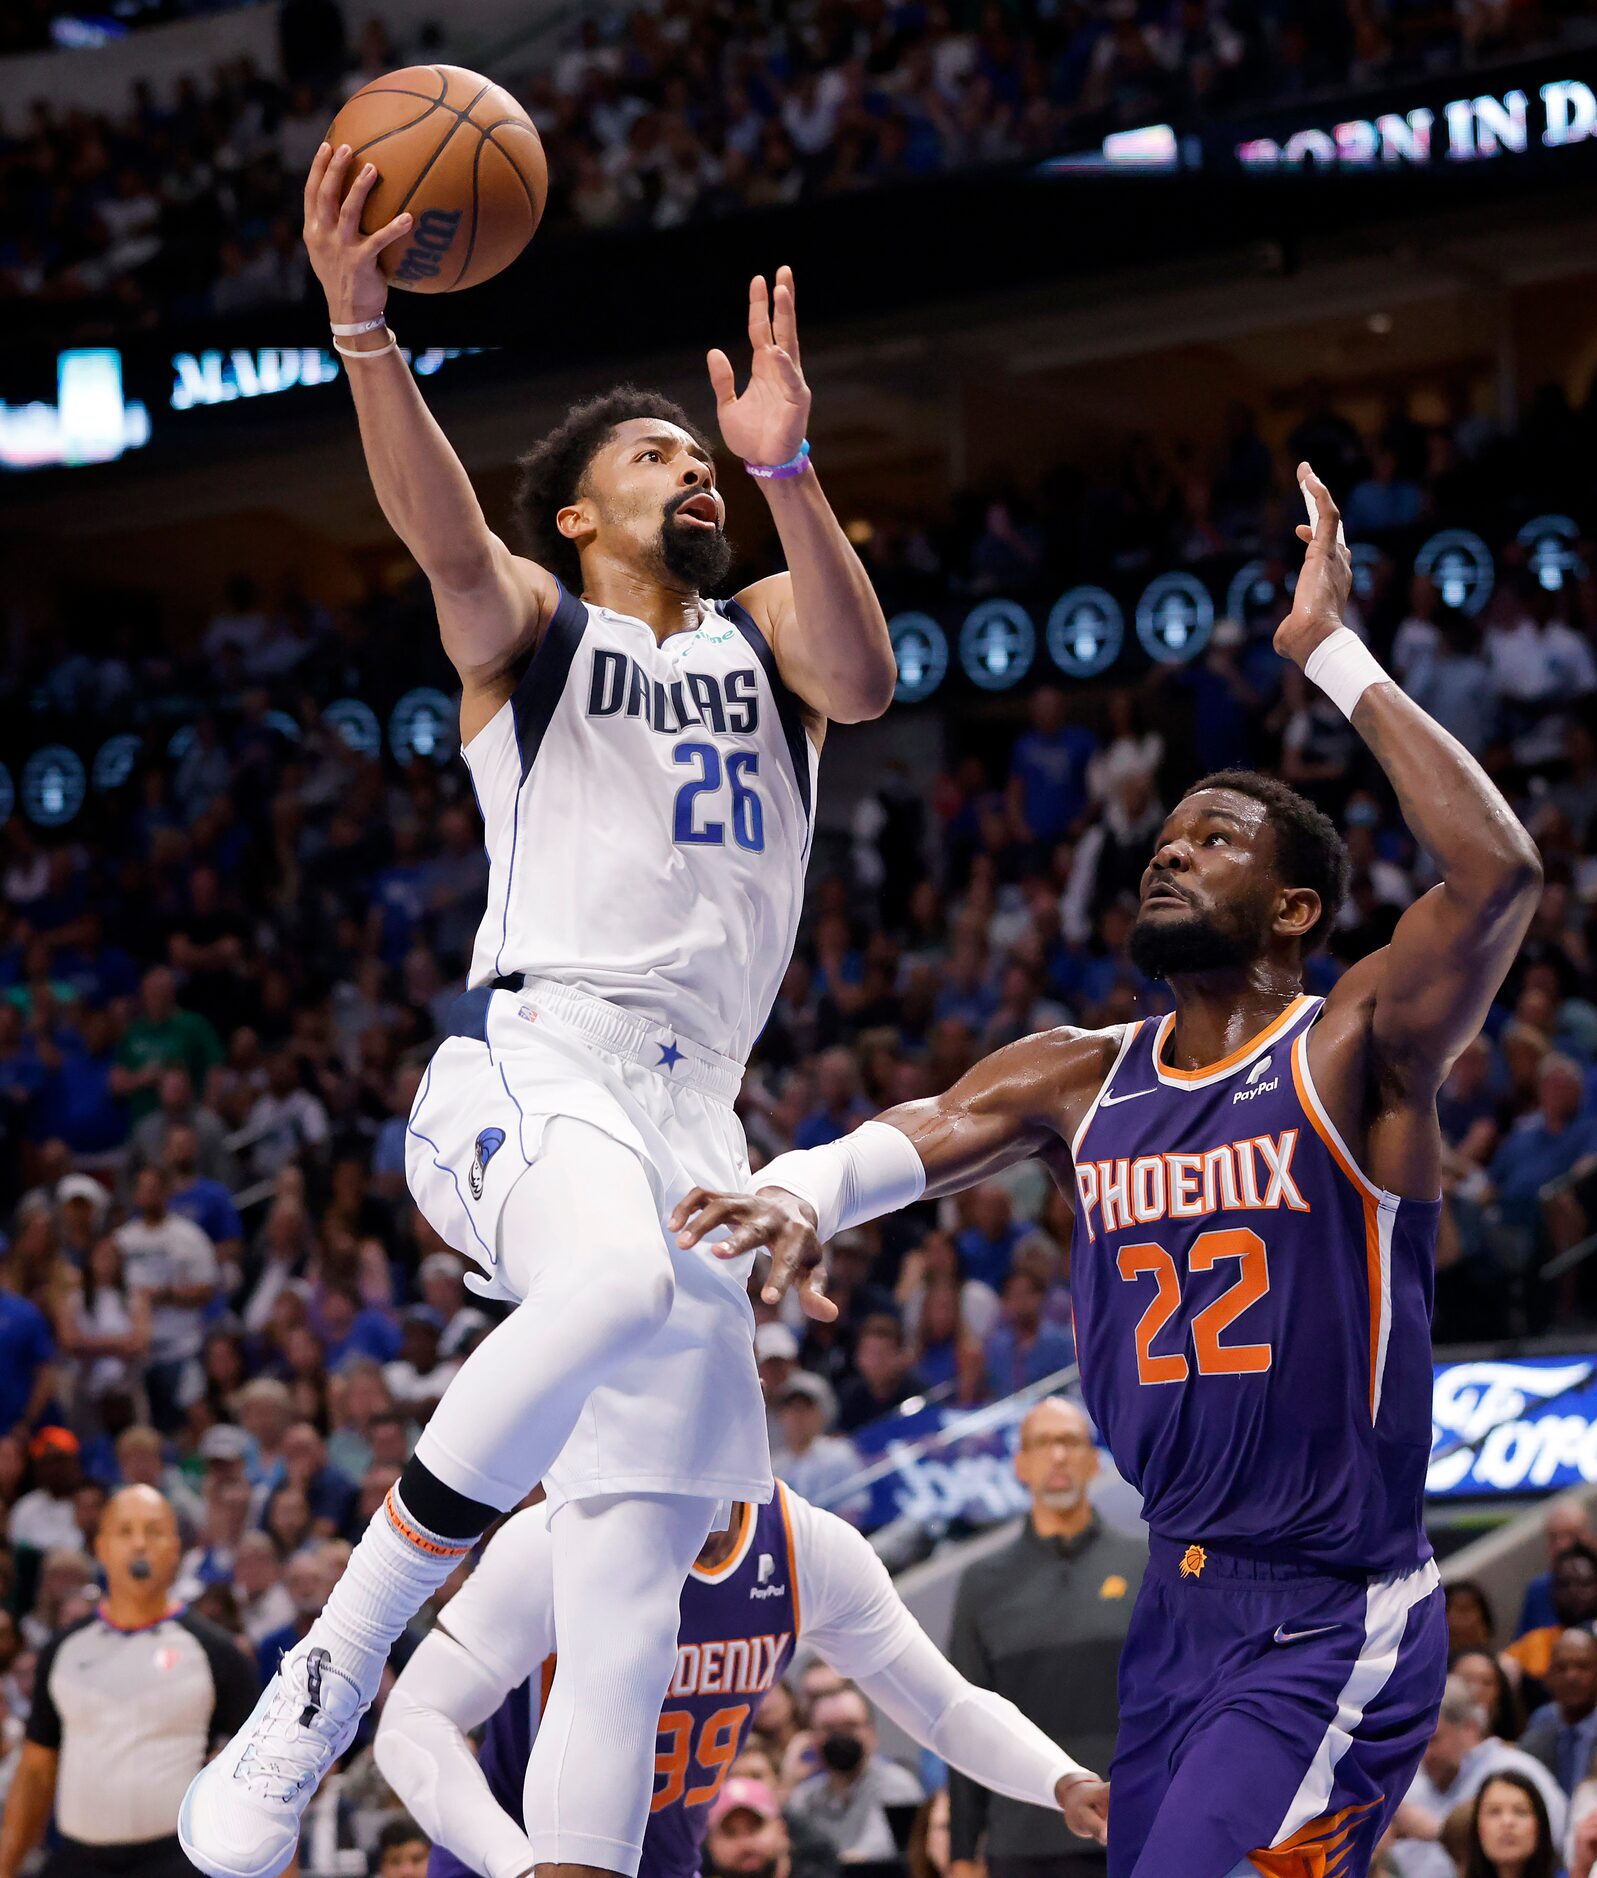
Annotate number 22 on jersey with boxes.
[1117,1228,1273,1383]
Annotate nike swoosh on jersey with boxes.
[1098,1087,1156,1107]
[1273,1623,1339,1646]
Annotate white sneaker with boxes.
[179,1645,368,1878]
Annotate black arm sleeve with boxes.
[25,1633,65,1751]
[181,1612,259,1740]
[945,1570,993,1862]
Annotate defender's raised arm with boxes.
[1285,465,1542,1095]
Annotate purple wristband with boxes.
[745,439,811,480]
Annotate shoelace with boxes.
[235,1651,349,1801]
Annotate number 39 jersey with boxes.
[1068,995,1440,1574]
[464,583,817,1065]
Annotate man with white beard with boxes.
[947,1399,1146,1878]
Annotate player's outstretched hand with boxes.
[669,1185,838,1322]
[1058,1773,1110,1845]
[707,267,811,470]
[302,141,414,325]
[1274,461,1355,669]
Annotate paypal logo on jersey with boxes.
[587,648,760,737]
[1233,1054,1279,1102]
[469,1127,506,1200]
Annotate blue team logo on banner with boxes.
[1135,572,1214,664]
[469,1127,506,1201]
[960,600,1036,690]
[390,687,457,766]
[326,698,383,757]
[888,613,949,704]
[1046,587,1123,678]
[91,734,141,792]
[1517,514,1586,594]
[1415,529,1494,615]
[22,746,87,829]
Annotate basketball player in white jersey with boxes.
[182,143,896,1878]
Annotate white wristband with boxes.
[330,315,388,336]
[752,1120,927,1244]
[1303,626,1389,721]
[334,331,399,359]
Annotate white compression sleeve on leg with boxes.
[857,1625,1086,1807]
[752,1120,926,1243]
[375,1634,537,1878]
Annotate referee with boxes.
[0,1484,256,1878]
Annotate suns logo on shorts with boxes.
[470,1127,506,1200]
[1179,1544,1208,1580]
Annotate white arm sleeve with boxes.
[374,1506,557,1878]
[788,1493,1086,1811]
[752,1120,926,1244]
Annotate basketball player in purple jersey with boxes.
[374,1483,1107,1878]
[672,466,1544,1877]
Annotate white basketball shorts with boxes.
[405,975,772,1512]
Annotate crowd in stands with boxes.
[1,0,1582,332]
[1,366,1596,1862]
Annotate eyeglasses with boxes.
[1020,1433,1092,1453]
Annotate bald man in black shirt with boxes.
[0,1484,255,1878]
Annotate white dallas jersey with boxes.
[463,584,818,1065]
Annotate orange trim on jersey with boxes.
[777,1482,802,1638]
[1291,1040,1383,1423]
[383,1488,473,1560]
[1248,1795,1384,1877]
[693,1502,754,1582]
[1154,995,1312,1083]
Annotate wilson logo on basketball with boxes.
[394,209,464,286]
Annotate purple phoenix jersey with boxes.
[428,1489,799,1878]
[1069,995,1449,1878]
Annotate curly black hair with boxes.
[1182,768,1351,951]
[511,385,712,588]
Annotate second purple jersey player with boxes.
[376,1485,1106,1878]
[677,465,1544,1877]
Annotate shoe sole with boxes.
[178,1783,294,1878]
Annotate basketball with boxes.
[325,65,547,294]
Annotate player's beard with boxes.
[1128,904,1259,980]
[657,494,733,591]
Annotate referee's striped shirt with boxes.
[28,1604,256,1847]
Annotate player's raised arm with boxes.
[670,1026,1116,1308]
[303,144,556,732]
[711,270,897,724]
[1282,466,1542,1093]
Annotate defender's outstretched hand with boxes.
[670,1184,837,1321]
[1275,461,1355,669]
[707,267,811,468]
[303,142,414,324]
[1059,1774,1110,1845]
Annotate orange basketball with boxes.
[326,65,547,294]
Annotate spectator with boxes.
[1447,1581,1499,1656]
[771,1376,864,1524]
[703,1778,798,1878]
[374,1817,431,1878]
[1388,1677,1566,1878]
[163,1124,245,1270]
[231,1530,296,1646]
[983,1269,1076,1400]
[948,1398,1141,1876]
[7,1431,84,1555]
[1521,1631,1597,1798]
[114,1167,220,1432]
[1461,1771,1558,1878]
[1508,1545,1597,1686]
[1453,1650,1525,1745]
[55,1236,151,1408]
[1007,689,1098,849]
[1519,1502,1595,1639]
[835,1315,926,1432]
[786,1683,923,1863]
[0,1267,55,1441]
[954,1185,1026,1294]
[111,970,223,1123]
